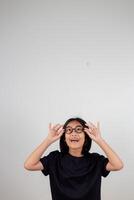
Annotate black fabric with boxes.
[40,150,110,200]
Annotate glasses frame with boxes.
[65,125,84,134]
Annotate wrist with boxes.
[95,137,105,145]
[45,137,53,145]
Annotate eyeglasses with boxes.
[65,125,84,134]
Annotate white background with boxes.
[0,0,134,200]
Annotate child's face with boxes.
[65,120,85,153]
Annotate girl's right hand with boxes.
[46,123,64,144]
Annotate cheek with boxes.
[82,138,85,144]
[65,135,69,143]
[65,134,68,140]
[81,135,85,144]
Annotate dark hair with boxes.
[59,117,92,155]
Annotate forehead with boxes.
[66,120,82,127]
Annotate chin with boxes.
[68,143,83,149]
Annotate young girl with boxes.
[24,117,124,200]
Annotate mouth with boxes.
[70,139,79,143]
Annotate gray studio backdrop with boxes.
[1,0,134,200]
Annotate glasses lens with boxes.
[75,126,83,133]
[65,127,72,134]
[65,126,84,134]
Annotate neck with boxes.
[69,148,83,157]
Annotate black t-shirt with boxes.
[40,150,110,200]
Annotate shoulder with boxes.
[48,150,61,158]
[88,152,107,162]
[90,152,105,158]
[40,150,60,162]
[89,152,110,177]
[87,152,100,159]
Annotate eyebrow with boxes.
[66,125,83,128]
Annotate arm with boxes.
[84,121,124,171]
[24,137,51,170]
[24,123,64,171]
[96,138,124,171]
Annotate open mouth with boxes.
[70,139,79,143]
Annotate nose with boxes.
[71,129,77,135]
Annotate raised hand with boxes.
[47,123,64,144]
[84,121,102,143]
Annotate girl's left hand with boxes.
[84,121,102,143]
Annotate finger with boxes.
[49,123,52,130]
[85,123,92,129]
[85,122,92,128]
[58,130,64,138]
[58,132,63,138]
[56,128,64,137]
[85,123,93,131]
[84,127,95,134]
[53,124,60,128]
[87,121,96,128]
[57,125,64,131]
[57,126,64,133]
[55,125,64,132]
[97,121,100,130]
[84,127,92,133]
[85,123,89,127]
[84,127,89,131]
[53,124,62,130]
[84,128,93,137]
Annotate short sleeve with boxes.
[40,150,59,176]
[100,155,110,177]
[92,153,111,178]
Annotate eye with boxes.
[66,128,71,131]
[76,126,83,132]
[65,127,72,133]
